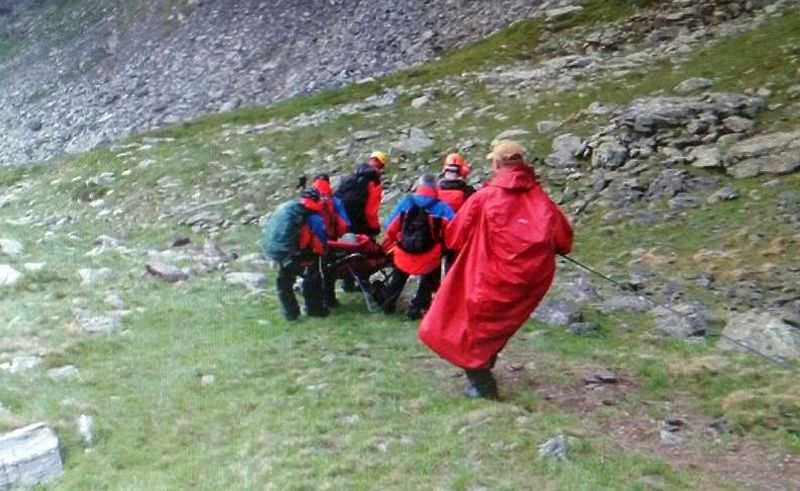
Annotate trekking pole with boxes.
[558,255,800,373]
[346,264,377,313]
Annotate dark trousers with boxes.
[322,251,338,308]
[276,256,325,320]
[443,250,456,275]
[382,266,441,315]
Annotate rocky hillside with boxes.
[0,0,562,164]
[1,0,799,489]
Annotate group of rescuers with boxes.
[262,140,573,399]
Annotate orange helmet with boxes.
[443,153,471,177]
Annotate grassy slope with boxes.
[1,2,799,489]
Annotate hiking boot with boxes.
[342,277,358,293]
[306,308,330,318]
[464,369,498,400]
[406,306,423,320]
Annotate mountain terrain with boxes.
[1,0,799,489]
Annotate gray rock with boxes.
[0,265,22,287]
[77,415,93,446]
[545,5,583,21]
[78,268,112,286]
[74,309,122,334]
[538,434,569,460]
[652,305,708,338]
[583,369,618,384]
[706,186,738,204]
[668,194,701,209]
[532,299,581,326]
[546,134,584,168]
[721,116,754,133]
[689,145,722,169]
[720,311,800,359]
[601,295,651,313]
[587,101,619,115]
[591,141,628,169]
[659,429,683,446]
[0,239,24,257]
[674,77,713,95]
[2,356,43,374]
[410,95,430,108]
[47,366,81,381]
[23,263,45,273]
[182,210,224,228]
[223,272,267,290]
[537,120,561,134]
[352,130,381,141]
[724,131,800,178]
[493,129,530,144]
[567,322,599,336]
[0,423,63,489]
[146,262,190,282]
[391,128,435,154]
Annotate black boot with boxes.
[464,369,498,400]
[303,261,329,317]
[277,262,301,321]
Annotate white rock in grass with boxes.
[224,272,267,290]
[77,415,93,446]
[47,366,80,381]
[78,268,112,286]
[0,239,24,257]
[0,265,22,287]
[538,434,569,460]
[0,423,64,489]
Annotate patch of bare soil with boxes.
[494,354,800,491]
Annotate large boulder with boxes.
[723,131,800,178]
[0,423,64,490]
[719,311,800,359]
[616,93,764,135]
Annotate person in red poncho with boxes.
[418,140,573,399]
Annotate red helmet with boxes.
[443,153,471,177]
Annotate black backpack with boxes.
[399,200,441,253]
[335,164,380,233]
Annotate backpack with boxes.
[399,200,440,253]
[334,164,379,233]
[261,201,309,261]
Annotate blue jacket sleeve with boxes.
[382,197,411,230]
[334,197,351,227]
[307,213,328,246]
[431,201,455,220]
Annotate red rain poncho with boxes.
[418,164,573,369]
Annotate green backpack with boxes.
[261,200,309,261]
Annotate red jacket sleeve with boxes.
[551,202,574,255]
[298,224,326,256]
[365,181,383,232]
[381,214,402,252]
[445,191,482,251]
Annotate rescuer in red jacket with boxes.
[437,153,476,273]
[418,140,574,399]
